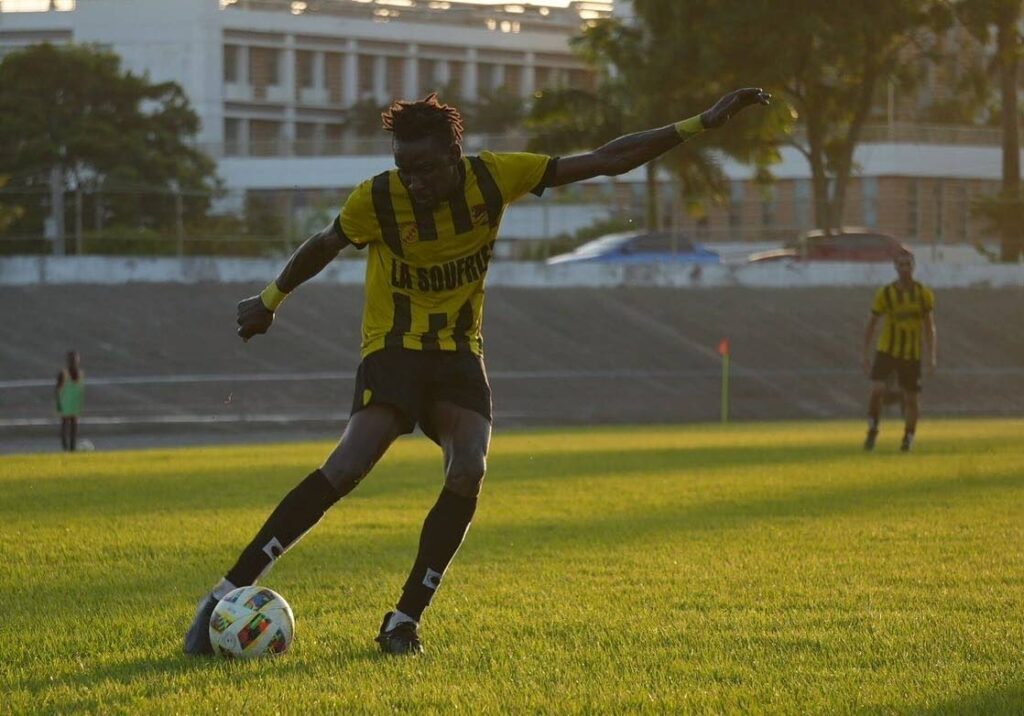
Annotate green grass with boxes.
[2,420,1023,714]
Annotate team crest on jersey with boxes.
[400,223,419,244]
[471,204,490,227]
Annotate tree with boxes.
[631,0,951,234]
[0,176,24,234]
[527,17,784,231]
[465,86,524,134]
[0,43,218,252]
[955,0,1023,261]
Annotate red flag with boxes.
[717,338,730,357]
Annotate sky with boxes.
[454,1,611,6]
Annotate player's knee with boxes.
[320,453,373,496]
[444,454,486,498]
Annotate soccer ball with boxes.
[208,586,295,659]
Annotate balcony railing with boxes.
[792,122,1009,148]
[208,132,532,159]
[204,123,1018,160]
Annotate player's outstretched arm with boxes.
[236,220,350,341]
[548,88,770,187]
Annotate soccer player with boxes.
[184,89,770,656]
[862,251,937,452]
[55,350,84,452]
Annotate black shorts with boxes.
[870,351,922,393]
[351,347,492,444]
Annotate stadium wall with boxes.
[3,281,1022,447]
[2,256,1022,289]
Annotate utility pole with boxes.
[47,165,65,256]
[175,189,185,256]
[75,185,83,255]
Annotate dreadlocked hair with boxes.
[381,93,464,146]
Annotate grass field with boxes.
[2,420,1023,714]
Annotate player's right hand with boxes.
[236,295,274,341]
[701,88,771,129]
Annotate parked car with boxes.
[546,231,720,265]
[747,228,909,263]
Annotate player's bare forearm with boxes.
[549,88,770,186]
[236,221,348,341]
[924,312,937,366]
[276,222,349,293]
[862,314,879,374]
[549,124,686,187]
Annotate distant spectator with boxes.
[55,351,84,451]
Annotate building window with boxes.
[295,122,318,156]
[907,179,919,240]
[477,62,494,93]
[385,56,404,95]
[419,59,436,95]
[297,50,315,89]
[504,65,522,95]
[861,176,878,228]
[224,117,241,156]
[250,120,281,156]
[958,182,969,241]
[447,61,463,97]
[250,47,280,92]
[326,52,343,104]
[794,179,811,229]
[761,185,776,229]
[358,54,375,97]
[534,66,550,89]
[224,45,238,83]
[729,181,745,232]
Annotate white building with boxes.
[2,0,1021,250]
[0,1,605,165]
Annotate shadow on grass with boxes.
[10,461,1021,617]
[7,462,1023,703]
[12,636,403,701]
[900,682,1024,715]
[3,435,1000,521]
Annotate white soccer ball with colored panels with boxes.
[208,586,295,659]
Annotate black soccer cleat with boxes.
[900,434,914,453]
[375,611,423,656]
[183,592,218,655]
[863,429,879,452]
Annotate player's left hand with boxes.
[701,88,771,129]
[236,294,275,341]
[928,356,937,375]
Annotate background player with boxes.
[55,350,84,452]
[184,88,770,656]
[862,251,937,452]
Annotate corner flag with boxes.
[718,338,730,422]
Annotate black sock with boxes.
[396,488,478,622]
[225,469,341,587]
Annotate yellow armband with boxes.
[674,114,705,140]
[259,280,289,311]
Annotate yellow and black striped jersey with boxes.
[337,151,555,358]
[871,281,935,360]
